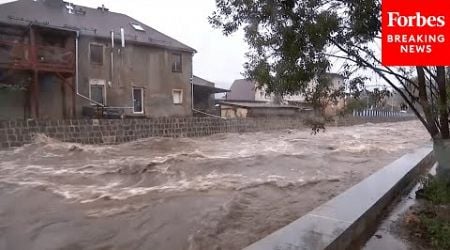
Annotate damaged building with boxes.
[0,0,197,120]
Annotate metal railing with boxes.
[352,109,415,117]
[36,45,74,70]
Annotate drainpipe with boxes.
[74,31,104,106]
[190,52,225,119]
[75,31,133,110]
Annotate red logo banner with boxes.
[382,0,450,66]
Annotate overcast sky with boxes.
[0,0,248,89]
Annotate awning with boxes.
[193,84,229,94]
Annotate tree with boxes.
[210,0,450,182]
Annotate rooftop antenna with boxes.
[65,3,74,14]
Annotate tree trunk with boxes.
[433,139,450,183]
[436,66,449,138]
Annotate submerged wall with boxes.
[0,116,415,149]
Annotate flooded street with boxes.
[0,121,429,250]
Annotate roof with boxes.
[0,0,196,52]
[226,79,256,101]
[193,75,215,88]
[193,75,229,93]
[219,101,302,109]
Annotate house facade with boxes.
[0,0,195,120]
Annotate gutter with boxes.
[75,31,134,111]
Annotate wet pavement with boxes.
[0,121,430,250]
[363,165,436,250]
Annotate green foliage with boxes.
[367,88,391,108]
[420,175,450,205]
[343,98,366,113]
[210,0,380,109]
[210,0,450,144]
[414,176,450,249]
[420,216,450,250]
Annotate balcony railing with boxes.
[0,40,31,69]
[0,40,74,71]
[36,45,74,70]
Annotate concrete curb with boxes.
[244,146,434,250]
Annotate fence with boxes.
[352,109,414,118]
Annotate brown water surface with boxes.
[0,121,429,250]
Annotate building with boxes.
[220,101,308,119]
[227,73,345,104]
[192,75,229,116]
[223,73,345,117]
[0,0,196,120]
[226,79,257,102]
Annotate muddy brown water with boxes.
[0,121,429,250]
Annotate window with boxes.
[89,79,106,105]
[171,53,182,72]
[172,89,183,104]
[132,87,144,114]
[131,23,145,32]
[90,43,104,65]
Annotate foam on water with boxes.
[0,121,430,250]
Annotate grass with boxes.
[419,175,450,205]
[415,176,450,249]
[420,215,450,250]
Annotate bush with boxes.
[420,214,450,250]
[419,175,450,205]
[416,176,450,249]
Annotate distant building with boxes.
[226,79,257,102]
[219,101,309,119]
[223,73,346,117]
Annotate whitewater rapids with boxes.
[0,121,429,250]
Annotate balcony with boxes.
[0,40,74,72]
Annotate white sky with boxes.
[0,0,248,89]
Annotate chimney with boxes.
[98,4,109,12]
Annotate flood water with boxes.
[0,121,429,250]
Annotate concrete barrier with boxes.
[244,146,434,250]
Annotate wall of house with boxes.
[0,88,26,120]
[76,36,193,118]
[38,74,64,119]
[193,87,214,110]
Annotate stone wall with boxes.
[0,116,416,149]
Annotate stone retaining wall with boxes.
[0,116,415,149]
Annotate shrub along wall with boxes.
[0,116,415,149]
